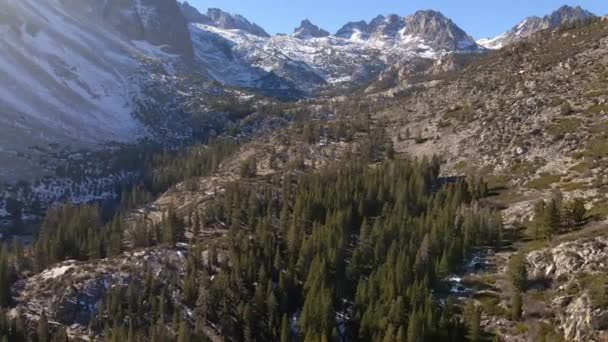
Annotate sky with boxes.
[187,0,608,39]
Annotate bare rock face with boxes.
[206,8,270,37]
[369,14,405,39]
[557,293,608,341]
[527,236,608,341]
[101,0,194,57]
[179,1,212,24]
[527,237,608,280]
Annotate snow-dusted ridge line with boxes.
[477,5,596,49]
[187,12,481,92]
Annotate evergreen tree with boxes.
[564,197,586,228]
[508,253,528,292]
[37,313,49,342]
[280,314,290,342]
[511,290,523,321]
[177,320,190,342]
[465,301,481,342]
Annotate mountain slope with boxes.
[478,5,595,49]
[372,16,608,210]
[0,0,195,181]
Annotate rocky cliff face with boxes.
[101,0,194,57]
[179,1,212,24]
[207,8,270,37]
[403,10,477,50]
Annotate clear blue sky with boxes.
[187,0,607,39]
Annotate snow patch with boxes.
[40,263,75,280]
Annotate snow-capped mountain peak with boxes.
[335,21,370,40]
[293,19,330,39]
[187,7,481,95]
[179,2,270,37]
[477,5,595,49]
[403,10,478,50]
[206,8,270,37]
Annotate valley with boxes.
[0,0,607,341]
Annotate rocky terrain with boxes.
[372,15,608,217]
[11,248,191,339]
[0,1,595,184]
[526,236,608,341]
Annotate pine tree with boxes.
[5,197,22,231]
[0,251,12,307]
[406,311,423,342]
[508,253,528,292]
[545,199,561,239]
[37,313,49,342]
[532,198,561,241]
[465,301,481,342]
[162,208,183,245]
[511,290,523,321]
[565,198,586,228]
[177,320,190,342]
[280,314,290,342]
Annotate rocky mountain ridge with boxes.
[478,5,596,49]
[185,7,482,95]
[179,2,269,37]
[0,0,596,185]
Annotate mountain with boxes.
[293,19,330,39]
[187,7,481,94]
[478,5,595,49]
[335,10,477,50]
[403,10,477,50]
[4,2,608,342]
[14,16,608,342]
